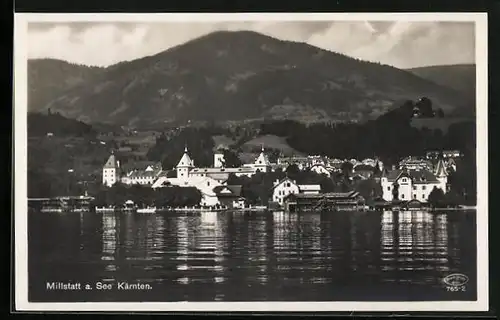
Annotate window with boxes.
[413,194,417,199]
[207,181,210,186]
[401,194,405,199]
[413,186,416,190]
[401,178,407,183]
[422,185,426,190]
[387,186,390,191]
[286,183,290,187]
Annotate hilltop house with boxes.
[271,177,321,207]
[380,159,448,202]
[310,163,332,177]
[398,157,434,171]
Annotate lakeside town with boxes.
[28,137,471,213]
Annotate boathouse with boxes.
[28,196,95,211]
[283,191,365,212]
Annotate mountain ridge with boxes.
[406,64,475,101]
[29,30,475,126]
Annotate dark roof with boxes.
[434,159,447,177]
[285,190,361,200]
[213,185,243,197]
[271,177,296,190]
[103,154,117,169]
[122,161,161,171]
[385,168,439,183]
[127,170,160,178]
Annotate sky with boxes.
[27,21,475,69]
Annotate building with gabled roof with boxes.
[176,145,195,182]
[102,152,120,187]
[380,165,447,202]
[213,185,245,208]
[271,177,322,207]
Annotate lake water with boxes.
[28,210,477,302]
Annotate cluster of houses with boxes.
[102,146,461,210]
[276,155,384,178]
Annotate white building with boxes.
[120,162,163,186]
[152,174,224,207]
[271,177,321,207]
[150,145,272,206]
[380,159,448,202]
[310,164,332,177]
[102,153,120,187]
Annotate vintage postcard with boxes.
[14,12,488,312]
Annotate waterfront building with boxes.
[380,159,448,202]
[149,145,272,206]
[283,191,365,212]
[213,185,245,209]
[271,177,321,207]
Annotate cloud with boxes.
[27,21,475,69]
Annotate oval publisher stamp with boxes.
[443,273,469,292]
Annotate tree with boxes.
[354,178,383,201]
[341,162,354,178]
[392,182,399,201]
[373,162,381,176]
[428,186,446,208]
[286,163,300,177]
[222,149,242,168]
[415,97,434,118]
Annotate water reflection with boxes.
[380,211,450,285]
[29,210,477,302]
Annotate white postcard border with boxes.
[14,12,489,312]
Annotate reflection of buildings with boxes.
[380,211,450,284]
[175,212,226,285]
[101,212,117,272]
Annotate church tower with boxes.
[177,145,194,181]
[434,158,448,192]
[253,145,271,173]
[103,151,119,187]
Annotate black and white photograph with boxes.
[14,13,488,312]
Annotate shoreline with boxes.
[31,206,477,214]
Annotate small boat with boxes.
[137,207,157,214]
[70,207,90,213]
[40,207,64,213]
